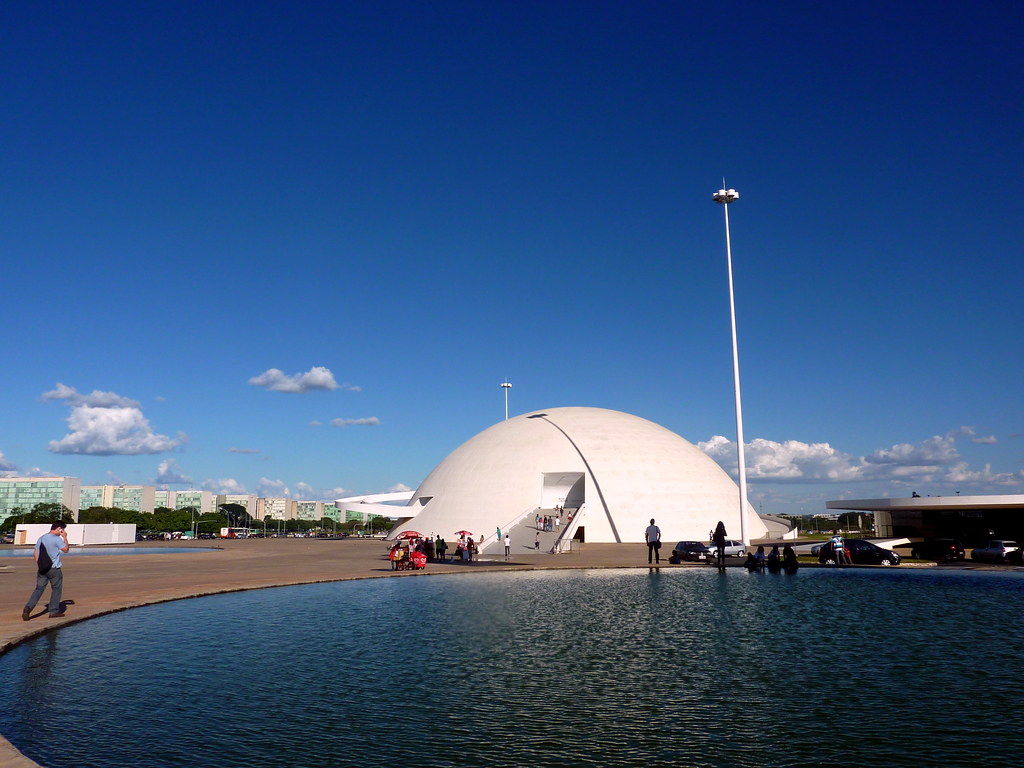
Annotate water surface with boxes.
[1,567,1021,767]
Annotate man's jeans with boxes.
[26,567,63,614]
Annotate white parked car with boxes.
[707,539,746,557]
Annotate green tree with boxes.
[152,507,193,533]
[218,503,252,528]
[79,506,149,526]
[0,503,74,534]
[195,512,227,535]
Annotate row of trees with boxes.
[2,502,392,537]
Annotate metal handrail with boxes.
[551,504,584,553]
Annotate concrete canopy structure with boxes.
[400,407,765,549]
[827,494,1024,545]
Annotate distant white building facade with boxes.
[80,485,156,514]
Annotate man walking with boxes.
[504,533,511,559]
[645,518,662,564]
[23,521,70,620]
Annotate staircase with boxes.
[479,508,566,556]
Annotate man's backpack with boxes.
[37,540,53,575]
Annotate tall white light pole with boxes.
[713,186,749,547]
[501,379,512,420]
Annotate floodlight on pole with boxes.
[501,380,512,420]
[713,186,749,547]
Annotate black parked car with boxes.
[819,538,901,566]
[910,538,965,561]
[671,541,712,563]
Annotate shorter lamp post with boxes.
[501,380,512,420]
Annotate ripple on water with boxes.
[1,567,1023,767]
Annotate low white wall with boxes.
[14,523,137,546]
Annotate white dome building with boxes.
[398,407,765,554]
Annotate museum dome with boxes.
[399,407,765,552]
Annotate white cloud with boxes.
[865,434,959,468]
[292,481,351,500]
[2,462,50,478]
[248,366,341,393]
[43,383,185,456]
[155,459,193,486]
[227,447,260,454]
[308,420,322,427]
[943,463,1024,486]
[317,486,350,500]
[389,483,412,492]
[257,477,289,497]
[201,478,247,494]
[948,426,998,445]
[0,451,18,476]
[48,404,186,456]
[330,417,380,427]
[699,436,864,482]
[699,427,1023,491]
[42,382,140,408]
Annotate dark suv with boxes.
[819,538,901,566]
[671,541,712,562]
[910,538,965,562]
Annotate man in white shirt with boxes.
[830,530,848,565]
[645,518,662,564]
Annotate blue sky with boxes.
[2,1,1022,515]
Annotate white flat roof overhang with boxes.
[827,494,1024,512]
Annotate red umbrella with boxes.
[396,531,422,539]
[454,530,472,536]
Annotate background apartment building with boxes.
[0,476,81,524]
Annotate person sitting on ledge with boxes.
[754,545,767,568]
[783,544,799,573]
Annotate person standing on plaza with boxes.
[830,530,848,565]
[23,521,70,620]
[504,533,511,559]
[712,521,728,570]
[645,518,662,564]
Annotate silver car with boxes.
[707,539,746,557]
[970,540,1020,563]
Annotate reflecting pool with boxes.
[2,567,1023,768]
